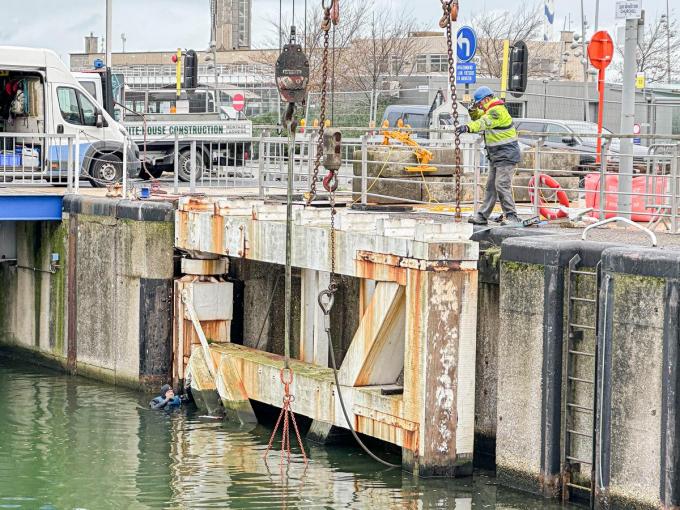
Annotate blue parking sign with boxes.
[456,63,477,84]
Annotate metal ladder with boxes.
[561,254,600,507]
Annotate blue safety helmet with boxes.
[473,86,494,103]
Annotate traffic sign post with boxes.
[587,30,614,163]
[232,93,245,112]
[456,26,477,63]
[633,123,641,144]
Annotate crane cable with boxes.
[313,0,399,470]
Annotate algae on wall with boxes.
[0,220,68,356]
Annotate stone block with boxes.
[352,146,464,179]
[352,174,423,204]
[520,147,580,175]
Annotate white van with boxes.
[0,46,140,186]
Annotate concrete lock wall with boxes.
[0,197,176,390]
[492,232,680,509]
[0,221,69,360]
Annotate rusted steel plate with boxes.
[174,198,479,280]
[203,343,419,451]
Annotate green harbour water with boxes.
[0,357,579,509]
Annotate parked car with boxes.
[515,118,649,167]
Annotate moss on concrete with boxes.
[484,247,502,270]
[48,222,67,356]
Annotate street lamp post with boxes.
[580,0,590,122]
[667,0,672,83]
[105,0,112,67]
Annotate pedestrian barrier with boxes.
[3,126,680,233]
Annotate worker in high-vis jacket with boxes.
[455,86,522,226]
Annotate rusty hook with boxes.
[439,0,459,27]
[322,171,338,192]
[330,0,340,25]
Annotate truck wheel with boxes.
[140,165,164,180]
[91,153,123,186]
[178,150,204,182]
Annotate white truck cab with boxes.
[0,46,140,185]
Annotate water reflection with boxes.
[0,358,577,509]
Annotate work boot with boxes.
[502,213,523,226]
[467,213,488,226]
[490,213,504,223]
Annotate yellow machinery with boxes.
[381,121,437,173]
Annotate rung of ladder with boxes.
[571,270,597,276]
[567,429,593,438]
[568,376,595,384]
[570,296,597,303]
[569,323,597,330]
[567,402,593,413]
[566,482,592,492]
[569,350,595,357]
[567,455,592,465]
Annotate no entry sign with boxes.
[232,93,245,112]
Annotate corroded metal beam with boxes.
[177,196,479,477]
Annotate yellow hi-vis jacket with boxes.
[467,98,521,166]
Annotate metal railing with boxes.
[0,132,79,191]
[5,126,680,234]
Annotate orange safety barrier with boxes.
[584,173,668,222]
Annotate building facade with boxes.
[214,0,252,50]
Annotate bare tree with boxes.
[471,2,555,78]
[256,1,370,92]
[612,13,680,83]
[341,7,423,122]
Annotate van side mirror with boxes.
[562,136,577,146]
[96,112,104,128]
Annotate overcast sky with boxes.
[0,0,673,61]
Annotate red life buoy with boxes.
[528,174,570,220]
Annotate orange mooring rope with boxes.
[263,367,308,469]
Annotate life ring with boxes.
[528,174,570,220]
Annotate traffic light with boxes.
[508,40,528,97]
[183,49,198,89]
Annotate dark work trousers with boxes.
[478,162,517,218]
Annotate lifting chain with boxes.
[307,1,338,206]
[440,0,463,220]
[318,1,341,299]
[263,368,309,469]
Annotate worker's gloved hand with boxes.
[455,125,469,135]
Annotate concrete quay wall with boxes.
[493,233,680,509]
[0,196,175,389]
